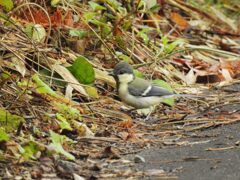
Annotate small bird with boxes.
[109,61,193,109]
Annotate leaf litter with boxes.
[0,0,240,179]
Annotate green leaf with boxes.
[85,86,99,98]
[67,56,95,84]
[115,36,126,48]
[145,0,157,10]
[83,12,97,21]
[88,1,106,11]
[56,113,73,131]
[165,39,185,54]
[152,80,174,106]
[32,74,58,97]
[137,0,145,10]
[53,102,81,120]
[162,35,169,46]
[49,130,75,160]
[90,19,106,26]
[105,0,121,10]
[0,108,24,132]
[103,12,116,20]
[1,71,11,79]
[134,70,144,78]
[32,24,46,42]
[25,24,46,42]
[0,128,9,142]
[69,29,91,38]
[0,0,13,12]
[39,69,66,87]
[21,141,40,160]
[51,0,60,6]
[116,52,131,62]
[102,25,111,37]
[137,27,153,44]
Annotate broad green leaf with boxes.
[49,130,75,160]
[0,0,13,12]
[0,108,24,132]
[153,79,174,106]
[67,56,95,84]
[85,86,99,98]
[0,128,9,142]
[32,74,58,97]
[88,1,106,11]
[56,113,73,131]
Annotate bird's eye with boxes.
[118,70,124,75]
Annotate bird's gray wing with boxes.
[128,78,174,97]
[128,78,151,96]
[143,85,174,97]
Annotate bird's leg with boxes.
[145,106,156,121]
[145,109,153,121]
[137,106,155,121]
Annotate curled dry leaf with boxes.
[210,7,238,33]
[185,68,197,85]
[11,56,26,77]
[221,69,233,82]
[52,64,88,97]
[170,12,189,29]
[72,120,94,137]
[73,173,85,180]
[65,84,73,100]
[118,119,133,129]
[94,68,116,87]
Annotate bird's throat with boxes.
[118,74,134,83]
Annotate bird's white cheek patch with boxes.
[118,74,134,83]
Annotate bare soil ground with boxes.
[132,122,240,180]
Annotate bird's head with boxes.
[109,61,134,83]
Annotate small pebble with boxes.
[134,155,146,163]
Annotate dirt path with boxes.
[132,123,240,180]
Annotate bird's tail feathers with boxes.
[163,94,207,98]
